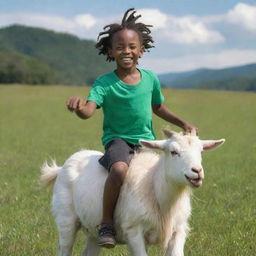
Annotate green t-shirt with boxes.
[87,68,164,146]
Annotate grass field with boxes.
[0,85,255,256]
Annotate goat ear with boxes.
[201,139,225,151]
[139,140,166,150]
[162,129,176,138]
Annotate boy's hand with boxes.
[183,122,199,135]
[66,96,85,112]
[66,97,97,120]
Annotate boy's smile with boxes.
[108,29,144,71]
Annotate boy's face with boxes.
[108,29,144,70]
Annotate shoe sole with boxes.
[98,242,116,249]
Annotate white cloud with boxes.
[135,9,224,45]
[0,10,225,45]
[200,14,226,24]
[164,16,225,44]
[0,13,74,31]
[227,3,256,31]
[137,8,168,29]
[141,49,256,73]
[74,14,97,29]
[0,12,99,38]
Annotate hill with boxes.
[1,24,255,91]
[0,50,55,84]
[0,25,114,85]
[159,63,256,91]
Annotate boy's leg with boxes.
[98,138,135,248]
[102,161,128,224]
[98,161,128,248]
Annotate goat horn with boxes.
[190,128,197,136]
[162,129,177,138]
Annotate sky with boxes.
[1,0,256,74]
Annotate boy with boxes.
[67,8,197,248]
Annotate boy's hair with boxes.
[95,8,154,62]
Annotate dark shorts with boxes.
[99,138,141,171]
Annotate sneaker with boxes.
[98,223,116,248]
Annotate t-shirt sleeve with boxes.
[87,79,105,108]
[151,72,164,104]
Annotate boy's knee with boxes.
[109,162,128,186]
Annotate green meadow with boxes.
[0,85,255,256]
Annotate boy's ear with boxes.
[140,45,144,58]
[108,48,113,58]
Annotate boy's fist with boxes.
[66,96,85,112]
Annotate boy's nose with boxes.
[123,47,131,54]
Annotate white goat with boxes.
[40,130,225,256]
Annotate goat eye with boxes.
[171,151,178,156]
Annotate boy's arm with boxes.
[152,103,198,134]
[67,96,97,119]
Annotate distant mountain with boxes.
[158,64,256,91]
[1,25,255,91]
[159,68,206,85]
[0,25,114,85]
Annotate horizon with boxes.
[1,23,256,75]
[1,0,256,73]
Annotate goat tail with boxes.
[39,160,61,188]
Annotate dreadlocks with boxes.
[95,8,154,62]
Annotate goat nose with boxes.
[191,167,202,174]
